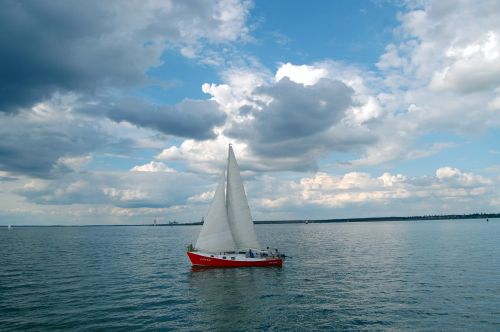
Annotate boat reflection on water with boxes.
[187,267,286,330]
[190,264,284,272]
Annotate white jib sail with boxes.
[195,172,236,252]
[226,145,260,250]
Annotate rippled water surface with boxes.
[1,219,499,331]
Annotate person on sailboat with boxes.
[246,249,255,258]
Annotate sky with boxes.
[1,0,500,225]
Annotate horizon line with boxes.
[2,212,498,227]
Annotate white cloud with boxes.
[211,0,252,42]
[1,0,254,115]
[378,172,407,187]
[490,197,500,207]
[103,187,149,201]
[436,166,462,179]
[353,0,500,166]
[188,190,215,203]
[22,179,49,190]
[436,166,492,186]
[257,197,289,209]
[156,136,237,174]
[430,31,500,93]
[349,96,382,124]
[4,0,500,225]
[278,167,498,212]
[130,161,176,173]
[297,171,411,208]
[275,63,329,86]
[406,142,457,160]
[488,95,500,110]
[217,164,497,220]
[56,155,92,171]
[377,43,405,70]
[76,1,500,218]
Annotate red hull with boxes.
[187,251,283,268]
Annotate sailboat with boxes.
[187,145,285,268]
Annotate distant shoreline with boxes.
[2,213,498,227]
[255,212,500,224]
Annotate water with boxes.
[1,219,499,331]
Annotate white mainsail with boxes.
[195,145,260,252]
[195,172,237,252]
[226,145,260,250]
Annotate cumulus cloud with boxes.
[130,161,176,173]
[430,31,500,93]
[0,106,108,178]
[156,135,247,174]
[221,74,357,170]
[275,63,329,86]
[355,0,500,165]
[247,166,499,218]
[16,170,207,209]
[28,0,498,178]
[187,190,216,204]
[297,171,410,208]
[0,0,252,181]
[0,0,251,113]
[388,1,500,103]
[1,167,216,224]
[158,61,382,172]
[156,70,373,173]
[436,166,492,186]
[233,78,353,143]
[301,167,495,209]
[3,0,500,224]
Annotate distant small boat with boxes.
[7,224,12,230]
[305,220,309,224]
[187,145,285,268]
